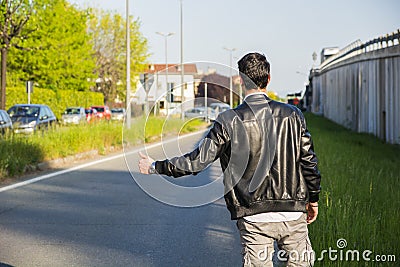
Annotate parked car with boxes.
[184,107,216,121]
[85,108,98,123]
[111,108,126,121]
[91,105,111,120]
[7,104,57,134]
[61,107,86,125]
[0,109,13,135]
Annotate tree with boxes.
[0,0,33,109]
[7,0,96,91]
[87,9,148,104]
[267,91,280,101]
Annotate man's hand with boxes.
[138,152,155,174]
[306,202,318,224]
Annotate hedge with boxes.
[5,87,104,118]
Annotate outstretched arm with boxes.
[138,121,230,177]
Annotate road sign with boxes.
[139,73,154,92]
[26,81,33,93]
[26,81,33,104]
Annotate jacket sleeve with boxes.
[155,121,230,178]
[299,113,321,202]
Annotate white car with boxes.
[184,107,216,121]
[61,107,86,125]
[111,108,126,121]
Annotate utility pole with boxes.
[26,81,33,104]
[205,82,208,123]
[223,47,236,108]
[125,0,131,129]
[156,32,174,116]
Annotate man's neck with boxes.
[244,89,260,97]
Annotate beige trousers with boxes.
[236,213,314,267]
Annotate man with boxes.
[139,52,321,266]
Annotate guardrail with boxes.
[319,29,400,70]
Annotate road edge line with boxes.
[0,130,206,193]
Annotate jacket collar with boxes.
[244,92,270,102]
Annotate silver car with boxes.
[209,103,230,116]
[0,109,13,135]
[61,107,86,125]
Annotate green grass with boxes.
[140,116,206,142]
[305,113,399,266]
[1,113,399,266]
[0,117,208,178]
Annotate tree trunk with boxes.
[0,47,7,110]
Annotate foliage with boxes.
[0,0,32,49]
[0,137,44,177]
[2,0,149,110]
[87,8,149,103]
[5,86,104,118]
[7,0,96,91]
[266,91,280,101]
[0,0,34,109]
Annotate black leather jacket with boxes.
[155,93,321,220]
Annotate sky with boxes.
[69,0,399,97]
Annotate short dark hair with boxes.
[238,52,270,90]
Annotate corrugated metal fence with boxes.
[310,30,400,144]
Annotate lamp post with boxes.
[156,32,174,116]
[233,56,242,104]
[125,0,131,129]
[223,47,236,108]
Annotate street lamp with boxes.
[223,47,236,108]
[233,56,242,104]
[156,32,174,116]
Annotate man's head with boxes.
[238,52,270,91]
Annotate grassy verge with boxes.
[0,117,208,179]
[305,113,399,266]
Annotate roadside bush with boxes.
[0,138,44,177]
[5,87,104,118]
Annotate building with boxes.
[133,64,198,115]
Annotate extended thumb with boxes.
[139,151,148,159]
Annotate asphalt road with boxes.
[0,131,242,267]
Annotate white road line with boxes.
[0,130,206,193]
